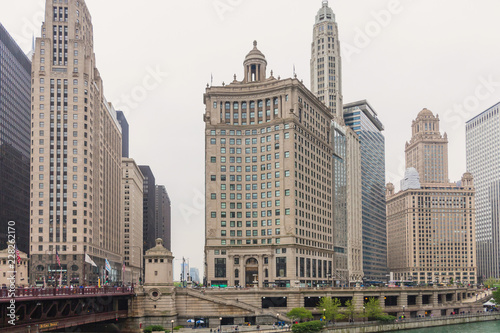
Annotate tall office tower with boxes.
[189,267,200,284]
[386,109,477,285]
[155,185,171,251]
[344,100,387,282]
[405,109,449,183]
[310,1,363,285]
[116,111,129,158]
[139,165,156,253]
[30,0,123,286]
[122,158,144,284]
[310,0,342,118]
[0,24,31,254]
[204,42,335,288]
[466,102,500,280]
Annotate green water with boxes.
[396,320,500,332]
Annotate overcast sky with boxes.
[2,0,500,278]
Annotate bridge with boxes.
[0,287,134,332]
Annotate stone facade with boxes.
[387,110,477,285]
[204,41,336,288]
[122,158,144,285]
[30,0,123,286]
[0,248,29,287]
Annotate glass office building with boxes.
[0,23,31,254]
[344,100,386,282]
[466,102,500,280]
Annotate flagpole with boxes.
[83,251,86,287]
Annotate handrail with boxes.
[0,286,134,299]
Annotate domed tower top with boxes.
[316,0,336,24]
[243,41,267,83]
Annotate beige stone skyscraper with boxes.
[29,0,123,286]
[204,42,336,287]
[122,158,144,284]
[310,1,363,285]
[405,109,449,183]
[386,109,477,285]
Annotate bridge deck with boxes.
[0,287,134,303]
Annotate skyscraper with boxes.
[386,109,477,285]
[139,165,156,253]
[122,158,144,284]
[310,1,363,285]
[0,23,31,254]
[116,111,129,158]
[310,0,342,118]
[155,185,171,251]
[204,42,335,288]
[30,0,123,286]
[344,100,387,282]
[466,102,500,280]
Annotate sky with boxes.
[1,0,500,278]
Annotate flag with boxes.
[56,250,61,266]
[105,259,111,273]
[122,261,126,273]
[85,254,97,267]
[15,244,21,265]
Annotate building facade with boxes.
[310,0,342,118]
[386,109,477,285]
[122,158,144,284]
[139,165,156,253]
[310,1,363,285]
[0,248,29,287]
[155,185,171,251]
[204,42,335,288]
[344,100,387,282]
[116,111,129,158]
[0,23,31,255]
[30,0,123,286]
[466,102,500,280]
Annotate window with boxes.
[215,258,226,278]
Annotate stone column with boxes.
[258,255,264,288]
[416,294,423,308]
[227,255,234,287]
[431,292,439,306]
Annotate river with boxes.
[396,320,500,332]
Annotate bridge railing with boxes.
[0,286,134,298]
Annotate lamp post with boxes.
[171,319,174,333]
[219,317,222,332]
[403,305,405,320]
[363,306,365,323]
[323,308,326,325]
[131,245,142,285]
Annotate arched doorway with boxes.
[245,258,259,287]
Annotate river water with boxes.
[395,320,500,332]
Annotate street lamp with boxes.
[403,305,405,320]
[171,319,174,333]
[363,306,366,323]
[219,317,222,332]
[323,308,326,325]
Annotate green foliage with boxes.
[174,326,183,330]
[291,321,324,333]
[485,277,500,288]
[343,299,357,321]
[143,325,167,333]
[287,307,313,322]
[317,297,345,322]
[364,297,384,320]
[376,314,397,323]
[493,288,500,305]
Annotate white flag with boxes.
[85,254,97,267]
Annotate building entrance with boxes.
[245,258,259,287]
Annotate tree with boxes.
[317,297,345,323]
[364,297,384,320]
[343,299,357,322]
[287,307,313,322]
[493,288,500,306]
[485,277,500,288]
